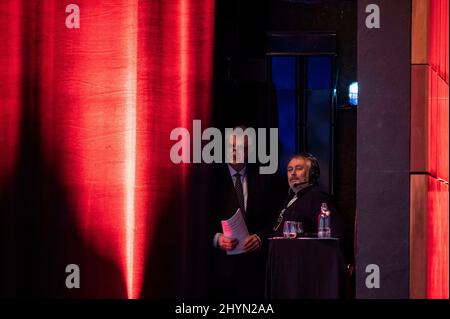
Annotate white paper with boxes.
[221,209,249,255]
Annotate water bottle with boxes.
[317,203,331,238]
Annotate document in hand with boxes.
[221,209,249,255]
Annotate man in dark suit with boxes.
[273,153,350,259]
[210,127,282,299]
[270,153,354,298]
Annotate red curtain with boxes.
[427,0,449,299]
[0,0,214,298]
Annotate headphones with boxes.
[295,152,320,185]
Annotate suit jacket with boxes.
[209,163,283,298]
[211,164,279,241]
[274,185,346,236]
[273,184,352,263]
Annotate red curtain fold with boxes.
[0,0,214,298]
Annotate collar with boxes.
[290,182,311,194]
[228,164,247,177]
[292,184,315,196]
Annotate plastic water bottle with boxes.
[317,203,331,238]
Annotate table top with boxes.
[269,237,339,241]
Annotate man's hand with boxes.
[243,234,261,253]
[218,234,239,251]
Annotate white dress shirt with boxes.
[213,165,249,248]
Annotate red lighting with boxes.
[427,0,449,299]
[0,0,214,298]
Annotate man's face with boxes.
[226,134,249,164]
[287,157,310,188]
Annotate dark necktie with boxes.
[234,173,246,216]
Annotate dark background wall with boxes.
[356,0,411,298]
[213,0,356,104]
[268,0,356,108]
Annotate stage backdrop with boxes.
[0,0,214,298]
[357,0,448,299]
[410,0,449,299]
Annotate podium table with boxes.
[265,238,349,299]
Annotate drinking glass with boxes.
[283,221,297,239]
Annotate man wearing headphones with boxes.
[273,152,347,239]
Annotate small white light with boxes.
[349,82,358,106]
